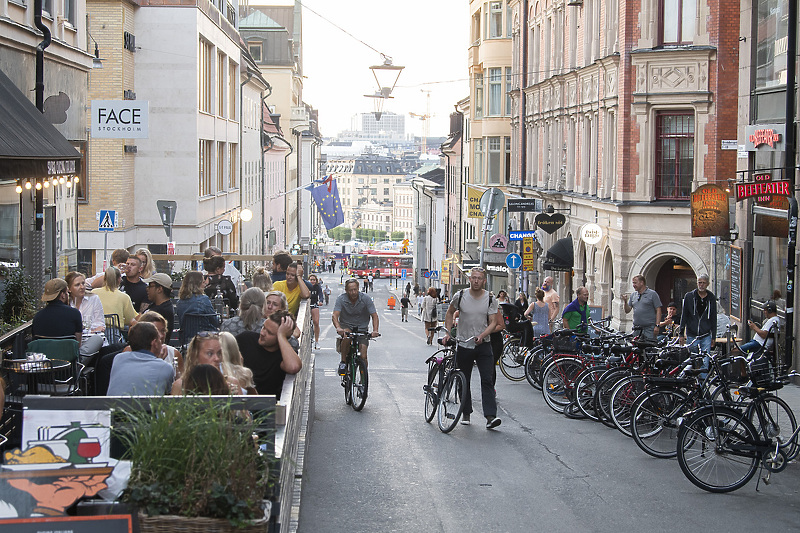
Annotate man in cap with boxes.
[139,273,175,344]
[32,278,83,343]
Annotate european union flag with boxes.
[310,177,344,230]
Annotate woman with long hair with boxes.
[422,287,438,345]
[219,331,257,394]
[65,271,106,355]
[135,248,156,279]
[251,266,273,292]
[525,288,551,337]
[221,287,265,337]
[176,271,219,335]
[182,364,230,395]
[172,332,237,394]
[264,290,301,350]
[94,266,137,328]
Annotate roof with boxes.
[240,11,284,29]
[0,68,82,180]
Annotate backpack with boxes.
[452,289,495,314]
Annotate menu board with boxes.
[730,245,742,320]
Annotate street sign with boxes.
[509,230,537,241]
[507,198,539,212]
[400,269,407,279]
[488,233,509,252]
[217,220,233,236]
[429,270,439,280]
[167,242,176,255]
[479,187,505,216]
[156,200,177,239]
[522,236,535,271]
[505,253,522,269]
[98,210,116,232]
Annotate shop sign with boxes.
[467,186,483,219]
[507,198,540,212]
[580,223,603,245]
[736,179,791,201]
[690,184,729,238]
[744,123,784,151]
[534,213,566,234]
[91,100,149,139]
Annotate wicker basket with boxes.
[139,514,269,533]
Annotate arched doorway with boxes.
[653,257,697,312]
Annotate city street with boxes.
[299,278,800,532]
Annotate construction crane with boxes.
[409,90,433,154]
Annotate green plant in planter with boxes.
[1,266,36,324]
[114,396,274,527]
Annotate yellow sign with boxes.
[522,236,535,271]
[467,186,483,219]
[442,259,450,284]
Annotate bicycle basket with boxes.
[720,357,749,384]
[552,336,578,354]
[747,355,773,386]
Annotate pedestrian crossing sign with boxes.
[98,210,117,232]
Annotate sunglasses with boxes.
[196,331,220,339]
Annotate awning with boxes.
[542,236,574,272]
[0,68,82,180]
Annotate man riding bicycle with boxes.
[332,279,380,375]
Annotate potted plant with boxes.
[114,396,274,532]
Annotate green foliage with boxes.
[327,227,352,241]
[169,267,189,287]
[115,397,274,526]
[390,231,405,241]
[1,266,36,324]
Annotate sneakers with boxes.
[337,362,347,376]
[314,342,320,350]
[486,417,502,430]
[460,415,471,425]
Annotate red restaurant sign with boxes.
[735,180,791,201]
[748,128,782,148]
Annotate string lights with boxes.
[16,175,80,194]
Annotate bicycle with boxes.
[340,328,378,411]
[422,327,472,433]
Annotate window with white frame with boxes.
[217,52,226,117]
[475,73,484,118]
[660,0,696,45]
[199,140,213,196]
[199,39,214,113]
[488,68,503,116]
[505,67,513,115]
[473,139,484,183]
[217,142,226,191]
[488,1,503,38]
[488,137,502,184]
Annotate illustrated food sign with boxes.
[467,186,483,219]
[91,100,149,139]
[690,184,729,238]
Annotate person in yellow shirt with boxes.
[272,262,311,318]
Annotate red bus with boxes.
[349,250,413,278]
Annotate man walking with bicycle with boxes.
[442,267,501,429]
[333,279,380,376]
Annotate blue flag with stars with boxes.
[310,177,344,230]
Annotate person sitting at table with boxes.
[107,322,174,396]
[251,267,273,292]
[219,331,257,395]
[32,278,83,344]
[94,266,137,329]
[264,290,301,348]
[182,364,230,395]
[176,271,220,336]
[235,310,302,398]
[203,255,239,313]
[171,331,238,394]
[221,287,265,337]
[64,272,106,356]
[139,273,175,344]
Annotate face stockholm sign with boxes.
[91,100,149,139]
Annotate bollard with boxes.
[387,296,396,309]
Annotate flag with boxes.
[310,177,345,230]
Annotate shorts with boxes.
[335,333,370,352]
[310,304,319,309]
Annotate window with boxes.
[472,10,481,43]
[505,136,511,183]
[229,62,237,119]
[505,67,513,116]
[73,141,87,202]
[660,0,696,45]
[384,188,390,195]
[474,73,484,118]
[756,0,789,89]
[64,0,76,25]
[489,1,503,38]
[199,140,213,196]
[199,40,214,113]
[217,142,228,191]
[655,112,694,199]
[488,137,502,184]
[488,68,502,115]
[217,52,226,117]
[248,42,262,62]
[229,144,237,188]
[473,139,484,183]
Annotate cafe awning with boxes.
[542,236,574,272]
[0,68,82,180]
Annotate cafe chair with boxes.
[179,313,219,351]
[27,338,80,363]
[0,399,22,452]
[105,314,126,345]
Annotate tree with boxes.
[390,231,405,241]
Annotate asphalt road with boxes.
[298,277,800,533]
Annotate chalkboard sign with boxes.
[588,305,605,338]
[730,245,742,321]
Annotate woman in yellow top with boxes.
[271,262,310,317]
[94,266,137,328]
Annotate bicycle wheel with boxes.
[594,368,630,428]
[609,375,646,437]
[350,358,368,411]
[524,347,546,390]
[747,394,798,461]
[438,371,466,433]
[631,388,689,458]
[573,366,606,421]
[541,357,584,414]
[424,363,440,423]
[676,406,760,493]
[343,361,352,406]
[499,338,527,381]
